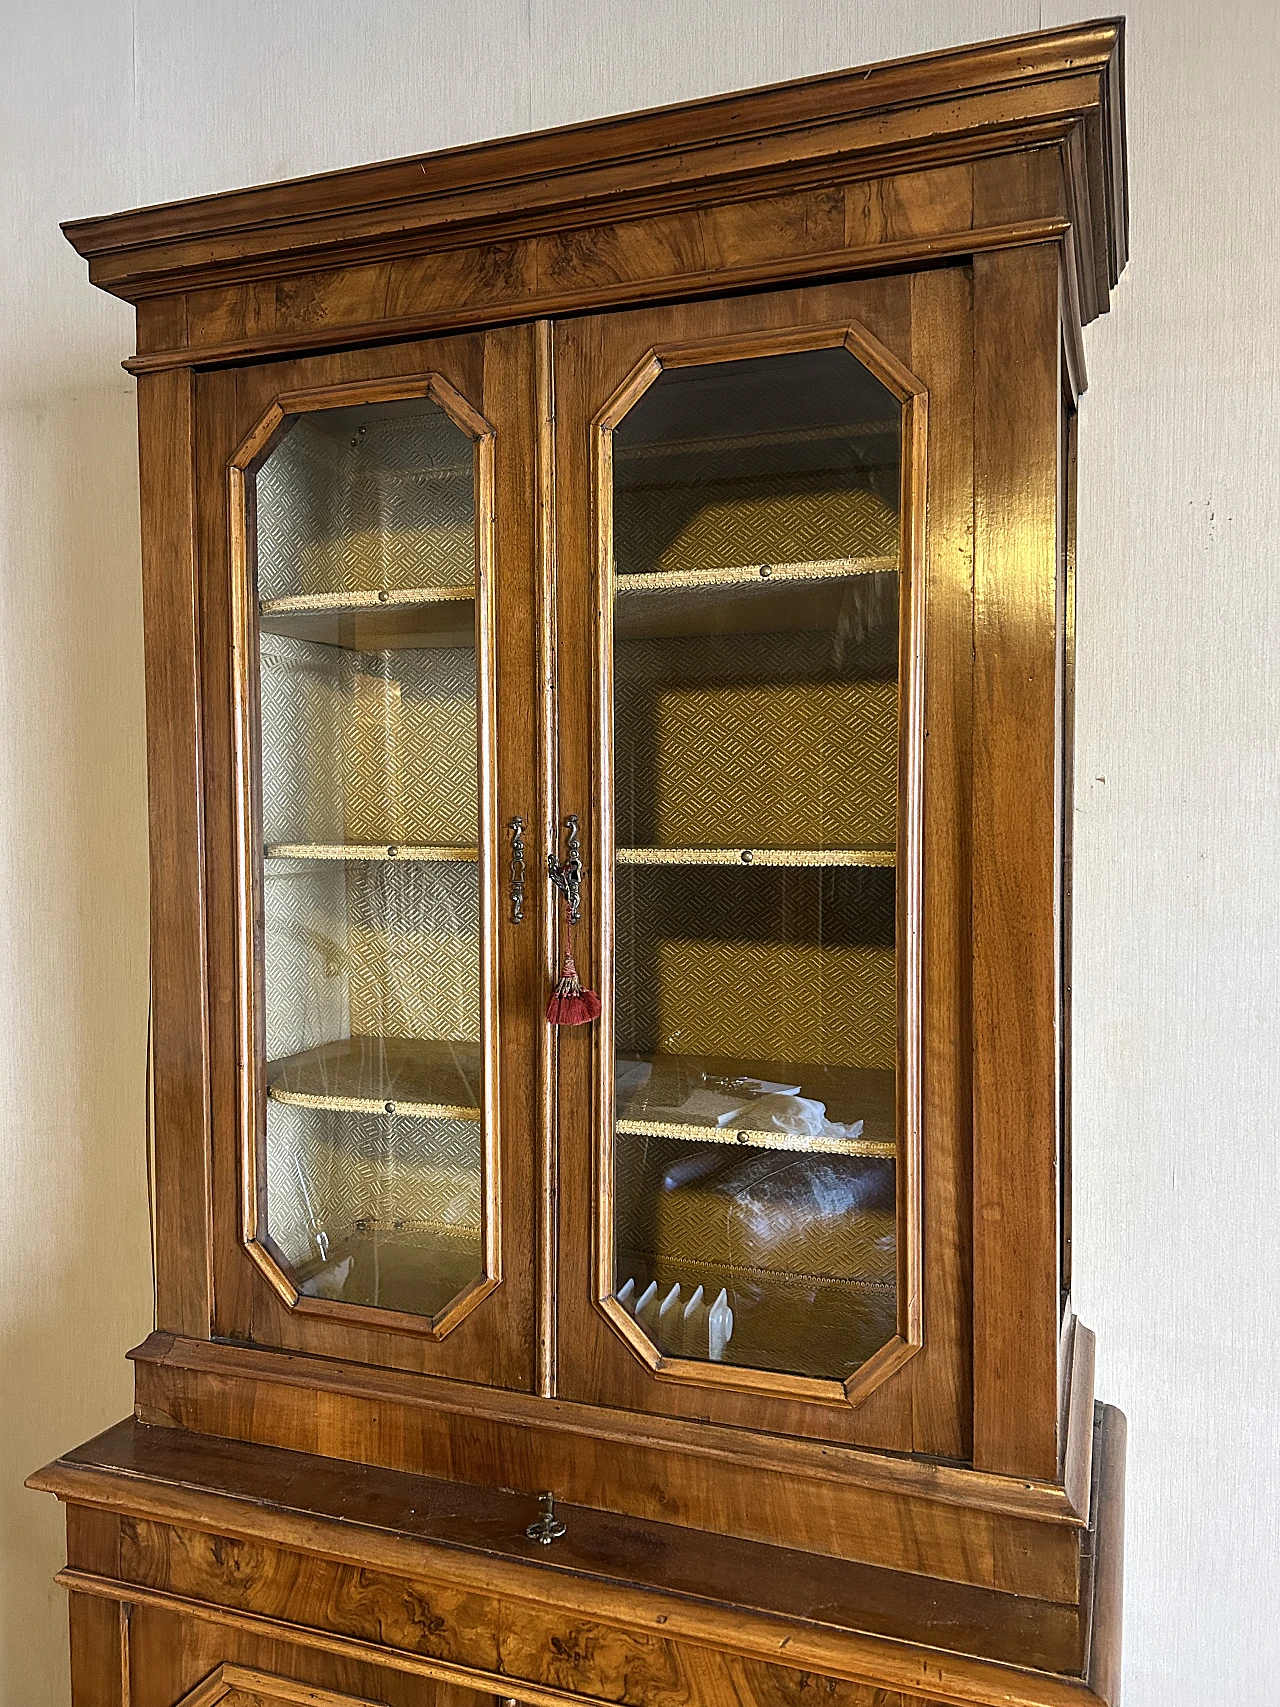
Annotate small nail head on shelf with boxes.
[526,1491,567,1546]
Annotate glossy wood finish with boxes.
[63,22,1125,344]
[911,263,975,1462]
[195,330,543,1386]
[534,318,560,1401]
[140,366,214,1340]
[32,1410,1124,1707]
[971,245,1065,1480]
[126,1328,1091,1601]
[42,21,1131,1707]
[555,278,946,1446]
[140,252,1099,1590]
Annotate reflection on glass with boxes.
[252,395,485,1319]
[609,347,902,1381]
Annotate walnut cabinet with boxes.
[32,20,1130,1707]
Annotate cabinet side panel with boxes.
[139,367,213,1340]
[971,245,1063,1479]
[1058,395,1079,1320]
[196,366,256,1346]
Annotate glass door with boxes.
[605,343,904,1384]
[233,375,501,1339]
[554,286,938,1437]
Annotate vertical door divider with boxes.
[536,318,560,1398]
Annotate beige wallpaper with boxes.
[3,3,1277,1703]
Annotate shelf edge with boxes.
[615,554,897,592]
[261,584,474,615]
[267,1087,481,1122]
[615,1116,894,1158]
[266,843,479,863]
[616,846,894,867]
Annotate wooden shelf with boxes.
[615,1116,892,1159]
[615,1050,895,1154]
[615,554,895,595]
[267,1035,482,1120]
[266,843,478,863]
[266,1039,893,1151]
[613,557,896,642]
[617,846,893,868]
[614,418,899,463]
[260,585,475,651]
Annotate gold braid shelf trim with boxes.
[266,843,479,862]
[616,846,894,867]
[614,555,897,593]
[615,1117,895,1159]
[309,1216,481,1238]
[268,1087,481,1121]
[261,585,474,615]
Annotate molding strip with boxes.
[120,217,1071,374]
[55,1566,1106,1707]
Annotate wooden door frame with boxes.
[227,370,502,1344]
[588,319,927,1411]
[551,272,971,1454]
[180,326,544,1389]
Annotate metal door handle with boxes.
[547,814,583,924]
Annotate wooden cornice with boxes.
[62,19,1127,323]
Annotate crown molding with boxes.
[62,19,1127,324]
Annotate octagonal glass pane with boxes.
[608,345,903,1381]
[249,393,488,1321]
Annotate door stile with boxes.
[139,363,215,1342]
[906,265,976,1463]
[535,318,561,1397]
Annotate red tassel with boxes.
[546,946,601,1027]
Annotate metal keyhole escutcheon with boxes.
[507,816,526,922]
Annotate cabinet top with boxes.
[64,21,1127,304]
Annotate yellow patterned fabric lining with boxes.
[265,1101,483,1264]
[260,636,479,849]
[255,406,476,601]
[653,939,895,1070]
[651,677,897,850]
[615,474,899,578]
[264,861,480,1060]
[615,865,896,1073]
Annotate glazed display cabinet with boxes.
[32,20,1130,1707]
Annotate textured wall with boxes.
[3,2,1277,1702]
